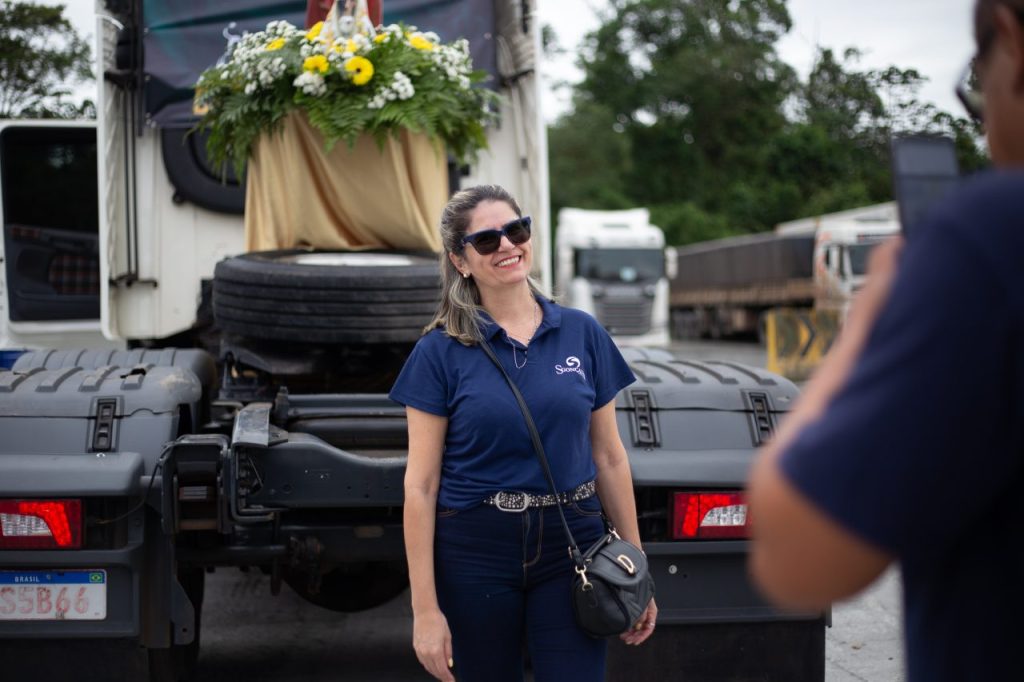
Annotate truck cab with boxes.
[775,202,900,315]
[555,207,670,347]
[811,213,900,313]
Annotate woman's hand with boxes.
[413,608,455,682]
[620,598,658,646]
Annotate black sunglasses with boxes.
[959,6,1024,124]
[956,60,983,124]
[461,216,532,255]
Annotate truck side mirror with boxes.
[664,246,678,280]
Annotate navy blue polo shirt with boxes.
[389,296,635,509]
[778,171,1024,682]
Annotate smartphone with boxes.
[890,135,960,237]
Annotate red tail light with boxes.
[0,499,83,549]
[672,491,748,539]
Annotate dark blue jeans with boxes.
[434,496,608,682]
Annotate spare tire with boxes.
[213,250,441,344]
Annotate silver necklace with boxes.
[508,301,539,370]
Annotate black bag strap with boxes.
[479,340,587,569]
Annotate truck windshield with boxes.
[574,249,664,283]
[846,242,880,276]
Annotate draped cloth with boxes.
[244,111,447,252]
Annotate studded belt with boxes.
[482,480,597,512]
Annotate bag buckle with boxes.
[616,554,636,575]
[575,565,593,591]
[494,491,530,512]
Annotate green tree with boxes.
[551,0,799,235]
[549,1,987,243]
[0,1,93,118]
[777,50,986,221]
[549,100,635,214]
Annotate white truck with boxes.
[669,203,899,339]
[0,2,825,680]
[777,202,900,316]
[554,207,671,347]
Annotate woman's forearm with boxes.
[404,486,441,614]
[596,456,642,548]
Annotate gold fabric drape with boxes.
[244,111,447,252]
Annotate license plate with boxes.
[0,570,106,620]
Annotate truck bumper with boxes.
[0,544,143,639]
[608,618,826,681]
[645,540,815,625]
[612,540,825,681]
[0,452,143,496]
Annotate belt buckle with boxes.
[494,491,530,512]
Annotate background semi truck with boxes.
[668,203,899,340]
[0,1,825,680]
[554,207,671,347]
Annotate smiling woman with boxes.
[390,184,656,682]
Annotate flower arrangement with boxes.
[194,19,498,177]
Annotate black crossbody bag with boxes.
[480,341,655,637]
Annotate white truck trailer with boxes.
[669,203,899,339]
[555,207,670,347]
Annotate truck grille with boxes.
[596,298,653,336]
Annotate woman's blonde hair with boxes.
[425,184,545,345]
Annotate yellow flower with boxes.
[306,21,323,41]
[409,34,434,51]
[344,56,374,86]
[266,37,286,51]
[303,55,329,74]
[331,39,358,54]
[374,33,388,43]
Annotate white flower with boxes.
[392,71,415,99]
[293,71,326,96]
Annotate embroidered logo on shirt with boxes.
[555,356,586,380]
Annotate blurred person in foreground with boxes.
[747,1,1024,680]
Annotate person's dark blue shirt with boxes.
[389,296,636,510]
[779,171,1024,682]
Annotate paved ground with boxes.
[825,568,905,681]
[191,564,906,681]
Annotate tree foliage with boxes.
[0,1,93,119]
[549,0,987,244]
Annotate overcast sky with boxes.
[537,0,977,122]
[53,0,976,121]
